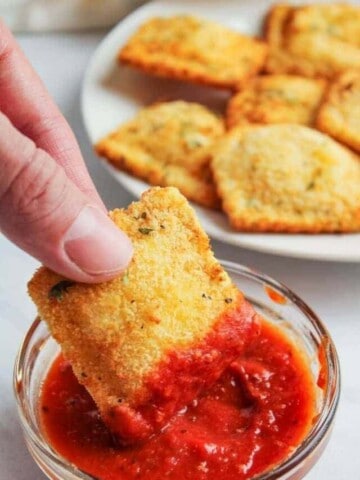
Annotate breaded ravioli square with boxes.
[95,101,223,209]
[28,187,258,444]
[119,15,268,90]
[288,4,360,48]
[226,75,326,129]
[264,4,302,75]
[264,4,292,47]
[316,70,360,154]
[264,3,360,79]
[285,31,360,79]
[211,125,360,233]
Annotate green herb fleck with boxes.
[306,181,315,190]
[48,280,75,301]
[247,198,260,209]
[327,23,341,38]
[122,272,130,285]
[202,293,212,300]
[138,227,154,235]
[263,89,284,99]
[180,121,192,136]
[263,89,298,104]
[185,138,203,149]
[184,132,208,150]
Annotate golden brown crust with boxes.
[264,4,300,75]
[264,3,293,47]
[119,15,268,90]
[211,125,360,233]
[316,70,360,153]
[226,75,326,129]
[284,31,360,79]
[288,4,360,47]
[264,3,360,79]
[95,101,223,209]
[28,187,255,441]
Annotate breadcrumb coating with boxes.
[226,74,326,128]
[211,125,360,232]
[119,15,268,90]
[29,187,257,443]
[265,4,360,79]
[317,70,360,153]
[95,101,223,209]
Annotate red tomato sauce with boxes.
[39,320,316,480]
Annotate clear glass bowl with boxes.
[14,261,340,480]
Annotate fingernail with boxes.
[64,206,133,276]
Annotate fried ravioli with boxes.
[264,4,302,76]
[119,15,268,90]
[95,101,224,209]
[264,4,360,79]
[226,75,326,129]
[316,70,360,154]
[28,187,258,444]
[288,4,360,48]
[211,125,360,233]
[264,4,292,47]
[284,31,360,79]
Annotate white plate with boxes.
[81,0,360,263]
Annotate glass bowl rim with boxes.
[13,260,340,480]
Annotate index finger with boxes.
[0,20,104,208]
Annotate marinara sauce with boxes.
[39,319,317,480]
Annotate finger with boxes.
[0,19,103,207]
[0,113,133,283]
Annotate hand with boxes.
[0,21,133,283]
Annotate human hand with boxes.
[0,21,133,283]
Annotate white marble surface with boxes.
[0,31,359,480]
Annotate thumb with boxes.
[0,113,133,283]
